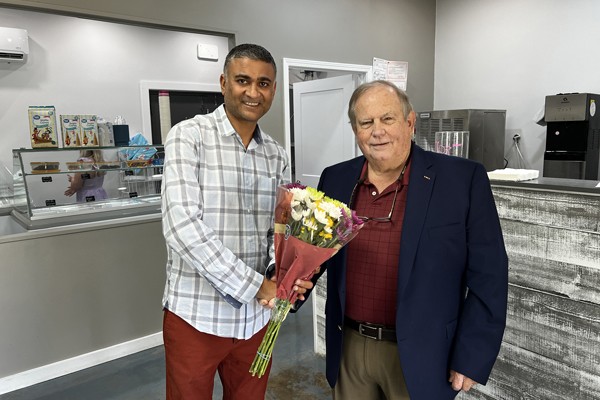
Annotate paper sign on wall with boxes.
[373,57,408,91]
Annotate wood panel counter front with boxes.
[311,178,600,399]
[463,179,600,399]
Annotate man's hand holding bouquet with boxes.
[250,183,364,377]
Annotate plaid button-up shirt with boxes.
[161,105,290,339]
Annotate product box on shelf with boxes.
[79,115,99,147]
[60,114,81,147]
[28,106,58,148]
[98,120,115,146]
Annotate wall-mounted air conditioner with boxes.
[0,27,29,63]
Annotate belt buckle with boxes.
[358,323,382,340]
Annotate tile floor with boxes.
[0,305,329,400]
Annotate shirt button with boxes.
[372,191,377,196]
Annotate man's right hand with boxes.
[256,276,277,308]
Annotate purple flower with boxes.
[284,182,307,190]
[351,210,364,226]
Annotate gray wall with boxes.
[0,0,437,149]
[434,0,600,174]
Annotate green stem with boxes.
[249,299,292,378]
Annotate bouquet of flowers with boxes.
[249,183,364,378]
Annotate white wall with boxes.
[434,0,600,173]
[0,7,228,169]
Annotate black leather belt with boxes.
[345,317,396,342]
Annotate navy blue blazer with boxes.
[300,144,508,399]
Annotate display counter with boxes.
[0,212,167,395]
[11,146,163,229]
[311,177,600,399]
[0,146,169,394]
[462,178,600,399]
[490,176,600,195]
[0,214,26,236]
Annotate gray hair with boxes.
[347,80,413,130]
[223,43,277,76]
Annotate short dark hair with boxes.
[347,80,413,130]
[223,43,277,76]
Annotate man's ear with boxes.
[219,74,226,94]
[407,110,416,129]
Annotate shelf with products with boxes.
[11,145,164,229]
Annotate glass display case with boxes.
[12,145,164,229]
[0,161,13,216]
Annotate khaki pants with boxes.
[333,326,410,400]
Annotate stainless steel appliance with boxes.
[415,109,506,171]
[543,93,600,180]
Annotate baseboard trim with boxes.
[0,332,163,395]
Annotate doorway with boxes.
[282,58,373,183]
[282,58,372,355]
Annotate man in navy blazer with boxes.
[295,81,508,399]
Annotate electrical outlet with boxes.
[506,129,522,141]
[197,43,218,61]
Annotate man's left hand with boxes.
[257,267,319,308]
[449,370,477,392]
[291,277,314,301]
[289,265,319,302]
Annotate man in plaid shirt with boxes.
[161,43,314,399]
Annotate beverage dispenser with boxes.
[543,93,600,180]
[415,109,506,171]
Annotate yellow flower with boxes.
[306,186,325,201]
[319,231,333,239]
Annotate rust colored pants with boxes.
[163,309,272,400]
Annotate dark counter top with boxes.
[490,177,600,196]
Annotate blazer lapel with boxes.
[397,145,435,298]
[323,157,364,309]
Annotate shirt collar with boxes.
[359,153,412,186]
[215,104,264,145]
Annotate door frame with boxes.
[282,58,373,160]
[282,58,372,354]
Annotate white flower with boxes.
[319,201,342,220]
[314,208,329,225]
[290,188,308,203]
[303,217,318,231]
[291,207,303,221]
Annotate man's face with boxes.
[220,57,277,128]
[353,85,415,168]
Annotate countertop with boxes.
[0,212,161,244]
[490,177,600,196]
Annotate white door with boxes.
[292,74,356,188]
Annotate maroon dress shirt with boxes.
[345,158,411,326]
